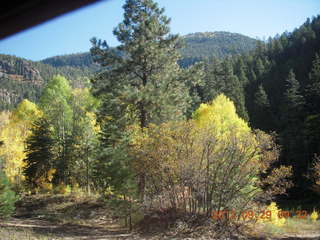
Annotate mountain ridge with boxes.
[40,31,257,68]
[0,31,258,110]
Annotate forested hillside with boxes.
[0,54,96,110]
[240,16,320,199]
[179,31,257,67]
[41,32,257,69]
[0,32,257,110]
[41,52,98,69]
[1,1,320,238]
[198,16,320,199]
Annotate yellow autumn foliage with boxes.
[130,94,290,213]
[193,94,251,139]
[310,209,318,222]
[0,99,42,182]
[258,202,286,227]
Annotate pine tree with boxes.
[0,158,18,218]
[282,70,305,122]
[306,53,320,114]
[280,69,305,171]
[23,117,55,190]
[234,57,249,86]
[221,59,248,121]
[91,0,193,128]
[90,0,202,198]
[252,84,273,130]
[255,58,266,77]
[304,54,320,185]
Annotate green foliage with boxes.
[91,0,196,127]
[41,52,97,69]
[201,58,248,121]
[282,69,305,117]
[68,88,99,192]
[23,78,99,192]
[306,53,320,114]
[231,15,320,198]
[90,0,203,198]
[23,117,55,191]
[179,31,257,67]
[0,53,96,111]
[0,163,18,218]
[252,84,273,130]
[131,94,291,215]
[39,75,73,185]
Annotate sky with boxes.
[0,0,319,61]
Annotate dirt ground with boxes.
[0,194,320,240]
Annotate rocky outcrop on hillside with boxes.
[0,88,19,106]
[0,56,43,85]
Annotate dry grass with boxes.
[249,216,320,239]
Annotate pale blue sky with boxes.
[0,0,319,61]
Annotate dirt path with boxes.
[0,217,134,240]
[1,217,320,240]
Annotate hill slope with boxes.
[41,31,258,68]
[0,31,257,110]
[179,31,257,66]
[0,54,96,110]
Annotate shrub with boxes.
[53,182,71,195]
[130,95,292,218]
[0,166,19,218]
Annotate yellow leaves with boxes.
[130,121,197,178]
[47,168,56,182]
[0,121,26,181]
[129,94,287,210]
[267,202,286,227]
[34,168,56,193]
[193,94,259,169]
[258,202,286,227]
[310,209,319,222]
[11,99,42,125]
[0,100,42,182]
[193,94,250,139]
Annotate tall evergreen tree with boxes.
[90,0,203,198]
[203,59,248,120]
[304,54,320,183]
[305,53,320,114]
[282,69,305,123]
[280,70,306,179]
[221,59,248,120]
[91,0,194,128]
[252,84,273,130]
[0,163,18,218]
[23,117,55,190]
